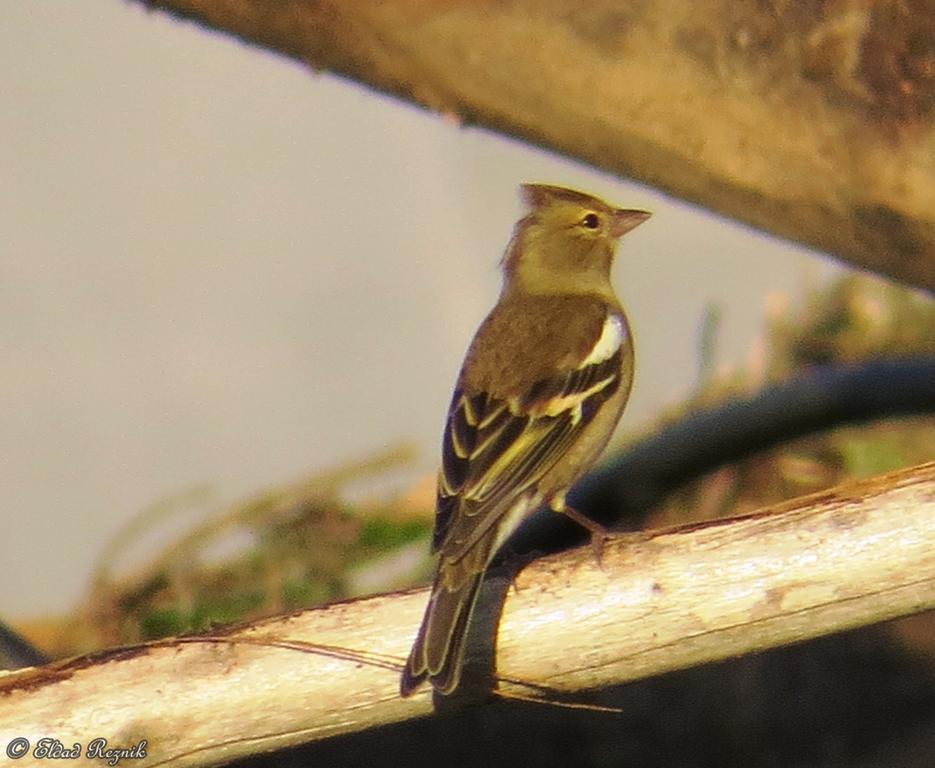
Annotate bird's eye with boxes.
[581,213,600,229]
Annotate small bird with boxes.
[400,183,650,696]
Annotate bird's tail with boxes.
[399,569,485,696]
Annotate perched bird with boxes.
[400,183,650,697]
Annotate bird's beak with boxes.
[611,209,652,238]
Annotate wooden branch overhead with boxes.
[2,461,933,767]
[134,0,935,291]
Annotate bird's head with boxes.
[502,184,650,297]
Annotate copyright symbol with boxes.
[6,737,29,759]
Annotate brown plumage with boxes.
[400,184,650,696]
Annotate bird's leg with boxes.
[550,493,609,564]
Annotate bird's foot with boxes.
[553,499,610,567]
[588,529,609,566]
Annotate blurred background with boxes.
[1,3,847,622]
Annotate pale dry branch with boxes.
[134,0,935,290]
[1,461,933,766]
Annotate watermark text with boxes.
[6,737,148,765]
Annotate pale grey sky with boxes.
[1,2,841,618]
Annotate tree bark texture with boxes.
[136,0,935,290]
[1,461,933,767]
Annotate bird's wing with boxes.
[432,337,624,562]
